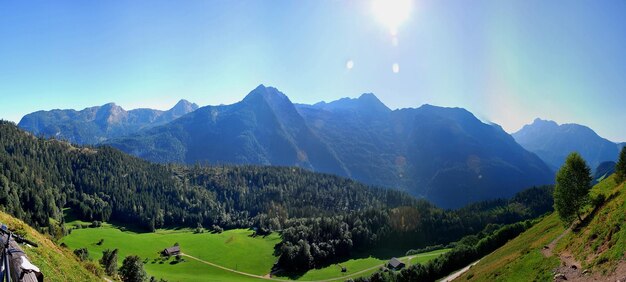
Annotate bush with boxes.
[83,261,104,277]
[211,225,223,233]
[73,248,89,261]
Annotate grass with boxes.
[0,211,99,282]
[62,224,280,282]
[460,176,626,281]
[459,213,563,281]
[62,217,449,281]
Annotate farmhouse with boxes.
[387,257,405,270]
[162,245,181,256]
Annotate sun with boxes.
[371,0,412,35]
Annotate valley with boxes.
[3,2,626,281]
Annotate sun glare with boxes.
[371,0,412,35]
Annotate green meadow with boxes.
[62,221,448,282]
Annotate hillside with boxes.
[460,176,626,281]
[18,99,198,144]
[0,211,99,282]
[513,118,619,171]
[100,85,553,208]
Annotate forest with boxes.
[0,121,553,272]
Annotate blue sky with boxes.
[1,0,625,141]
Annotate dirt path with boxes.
[541,226,571,257]
[182,252,444,282]
[439,260,480,282]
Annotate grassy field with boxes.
[62,224,280,282]
[62,219,449,282]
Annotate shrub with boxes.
[83,261,104,277]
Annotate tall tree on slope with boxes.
[554,152,592,224]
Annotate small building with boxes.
[162,246,181,256]
[387,257,405,270]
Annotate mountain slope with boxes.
[401,106,554,208]
[594,161,616,183]
[18,99,198,144]
[102,86,553,208]
[105,85,349,175]
[460,176,626,281]
[513,118,619,170]
[297,99,554,208]
[0,211,99,282]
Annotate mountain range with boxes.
[512,118,621,171]
[82,85,552,208]
[18,99,198,144]
[29,85,625,207]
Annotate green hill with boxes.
[0,211,99,282]
[460,175,626,281]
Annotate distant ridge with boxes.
[513,118,620,170]
[18,100,198,144]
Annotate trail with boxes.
[439,260,480,282]
[541,225,586,281]
[182,251,444,282]
[541,226,572,257]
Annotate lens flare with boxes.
[346,60,354,70]
[371,0,412,35]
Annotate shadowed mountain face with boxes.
[105,85,349,176]
[18,100,198,144]
[103,85,553,208]
[594,161,616,183]
[298,99,554,208]
[512,118,619,171]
